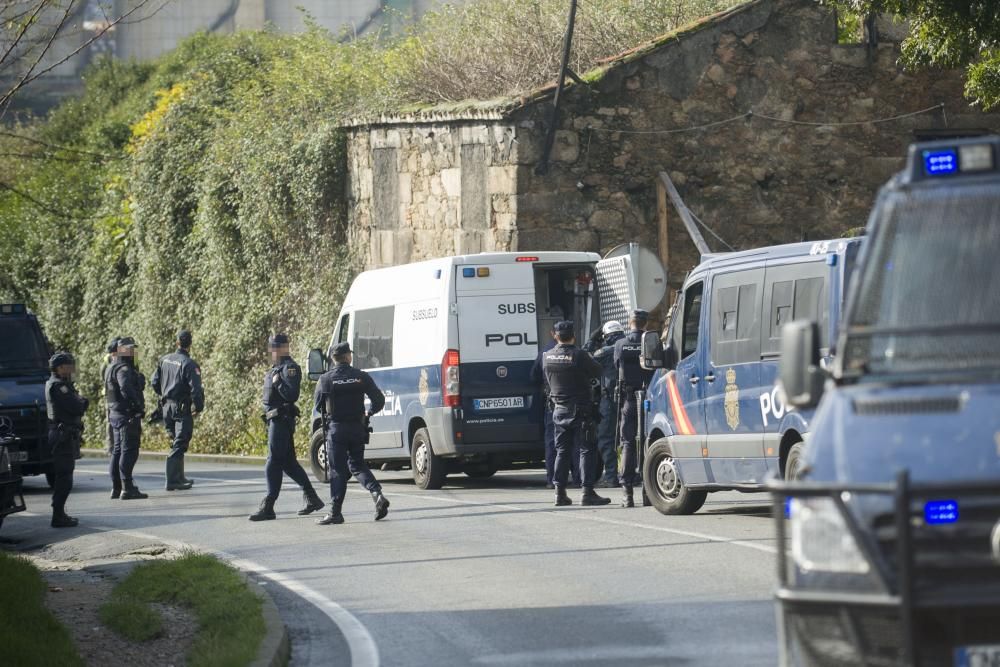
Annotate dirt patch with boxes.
[40,560,198,667]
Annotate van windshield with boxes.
[843,184,1000,376]
[0,318,48,373]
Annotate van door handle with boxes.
[704,373,716,383]
[689,376,700,385]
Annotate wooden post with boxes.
[657,177,670,285]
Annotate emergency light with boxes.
[924,499,959,525]
[922,144,995,177]
[515,256,539,262]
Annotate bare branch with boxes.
[0,0,166,120]
[0,178,99,220]
[0,0,51,70]
[0,129,119,159]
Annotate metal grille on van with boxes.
[851,397,962,415]
[595,256,631,325]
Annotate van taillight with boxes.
[442,349,461,408]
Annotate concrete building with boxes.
[343,0,1000,287]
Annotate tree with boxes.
[838,1,1000,109]
[0,0,163,120]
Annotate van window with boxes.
[711,270,762,366]
[681,281,704,359]
[353,306,394,370]
[763,262,829,355]
[336,314,350,345]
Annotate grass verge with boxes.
[104,552,265,667]
[0,551,84,666]
[99,597,165,641]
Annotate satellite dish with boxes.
[603,243,667,312]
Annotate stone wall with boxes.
[346,0,1000,279]
[346,122,523,267]
[508,0,1000,284]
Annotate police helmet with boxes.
[602,320,624,336]
[49,351,76,371]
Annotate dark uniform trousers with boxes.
[163,400,193,464]
[326,421,381,504]
[619,394,640,487]
[596,393,617,482]
[109,415,141,485]
[551,403,597,487]
[48,425,79,513]
[265,415,311,499]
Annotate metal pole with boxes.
[535,0,578,176]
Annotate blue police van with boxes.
[641,238,862,515]
[0,304,54,485]
[772,136,1000,666]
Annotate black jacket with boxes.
[106,359,145,418]
[542,343,601,407]
[152,349,204,411]
[46,374,89,428]
[313,362,386,422]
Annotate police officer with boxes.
[106,337,148,500]
[614,310,655,508]
[530,331,558,489]
[152,330,204,491]
[313,342,390,526]
[46,352,88,528]
[249,334,325,521]
[101,337,120,454]
[542,321,611,507]
[587,320,625,488]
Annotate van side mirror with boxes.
[640,331,667,371]
[307,348,327,381]
[779,320,825,409]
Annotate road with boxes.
[3,458,781,666]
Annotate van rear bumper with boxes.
[424,408,543,460]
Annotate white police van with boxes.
[306,250,663,489]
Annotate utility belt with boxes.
[48,422,83,456]
[263,404,300,421]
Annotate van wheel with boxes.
[309,430,329,484]
[642,438,707,515]
[411,428,446,490]
[784,442,806,481]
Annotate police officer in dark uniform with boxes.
[249,334,325,521]
[101,337,120,454]
[313,342,390,526]
[586,320,625,487]
[542,321,612,507]
[46,352,88,528]
[614,310,655,508]
[106,337,148,500]
[152,329,204,491]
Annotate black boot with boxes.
[372,490,390,521]
[120,480,149,500]
[554,485,572,507]
[249,496,276,522]
[621,485,635,508]
[51,511,78,528]
[166,459,193,491]
[110,482,122,500]
[180,458,194,486]
[297,487,325,516]
[317,500,344,525]
[581,487,612,506]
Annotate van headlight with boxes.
[790,497,870,574]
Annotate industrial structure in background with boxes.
[2,0,457,116]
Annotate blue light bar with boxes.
[462,268,475,278]
[923,149,958,176]
[925,499,959,525]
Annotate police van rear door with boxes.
[455,262,540,445]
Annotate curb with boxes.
[247,573,291,667]
[80,448,310,467]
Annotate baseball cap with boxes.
[268,333,290,347]
[117,336,138,348]
[553,320,575,336]
[49,351,76,371]
[106,337,120,354]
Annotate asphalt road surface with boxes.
[4,459,781,666]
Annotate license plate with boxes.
[955,644,1000,667]
[11,451,27,462]
[473,396,524,411]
